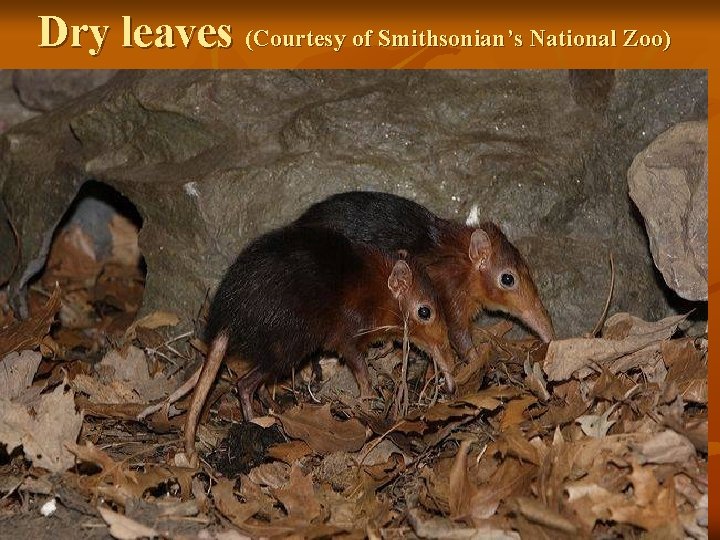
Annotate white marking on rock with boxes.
[466,204,480,226]
[184,182,200,198]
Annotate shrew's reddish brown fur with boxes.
[297,191,555,368]
[183,224,455,465]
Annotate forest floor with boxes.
[0,219,708,539]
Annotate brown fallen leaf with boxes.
[248,462,290,489]
[564,475,681,533]
[448,439,536,524]
[494,425,543,465]
[68,441,193,505]
[278,403,367,454]
[124,310,180,341]
[271,462,323,523]
[524,358,551,402]
[631,430,696,465]
[543,314,686,381]
[267,440,313,464]
[576,404,618,438]
[448,440,479,520]
[212,478,261,528]
[408,507,520,540]
[662,338,708,404]
[0,350,42,401]
[0,383,83,472]
[501,395,537,430]
[512,496,578,534]
[98,506,159,540]
[0,286,61,356]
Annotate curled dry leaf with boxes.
[524,358,550,401]
[0,285,61,357]
[449,440,536,523]
[543,314,686,381]
[397,387,507,434]
[278,403,366,454]
[512,496,577,534]
[500,395,537,430]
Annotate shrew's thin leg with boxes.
[340,343,374,399]
[236,367,266,421]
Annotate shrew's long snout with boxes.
[521,302,555,342]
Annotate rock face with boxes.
[0,70,708,338]
[628,121,708,301]
[12,70,117,112]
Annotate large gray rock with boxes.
[0,70,38,133]
[628,121,708,301]
[12,70,117,112]
[0,70,707,338]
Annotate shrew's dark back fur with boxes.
[296,191,446,253]
[204,225,388,375]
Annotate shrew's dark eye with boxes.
[500,273,515,288]
[417,306,432,320]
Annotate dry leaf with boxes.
[631,430,696,465]
[278,403,366,454]
[124,310,180,340]
[0,384,82,472]
[501,395,537,429]
[68,441,193,504]
[448,440,479,520]
[513,496,577,534]
[524,358,551,401]
[408,507,520,540]
[0,286,61,356]
[496,426,543,465]
[543,314,686,381]
[271,462,322,523]
[109,213,141,267]
[267,440,313,464]
[576,404,618,438]
[98,506,158,540]
[212,478,261,528]
[0,350,42,401]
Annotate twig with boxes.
[589,252,615,338]
[136,364,203,419]
[399,313,410,417]
[359,419,406,467]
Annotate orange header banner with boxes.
[0,4,714,68]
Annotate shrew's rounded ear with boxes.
[388,259,413,299]
[469,228,492,270]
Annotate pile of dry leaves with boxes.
[0,220,708,539]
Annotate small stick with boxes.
[136,363,203,420]
[399,314,410,418]
[588,253,615,338]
